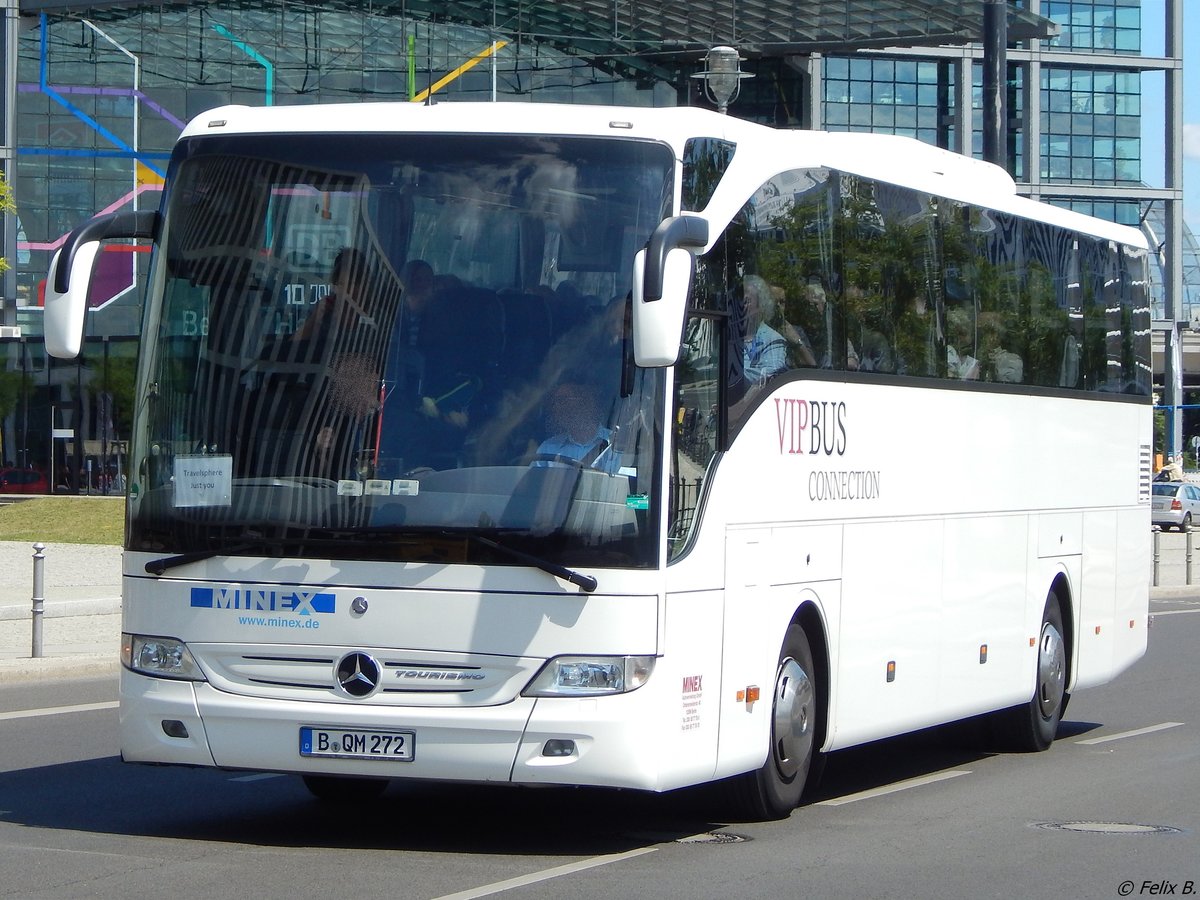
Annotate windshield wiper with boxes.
[144,527,599,592]
[301,525,600,592]
[468,535,598,593]
[145,535,277,576]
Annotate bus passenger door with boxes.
[717,527,778,776]
[716,526,834,777]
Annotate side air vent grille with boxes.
[1139,444,1153,502]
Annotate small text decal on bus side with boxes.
[681,674,704,731]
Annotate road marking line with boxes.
[1076,722,1185,745]
[229,773,284,782]
[816,769,972,807]
[0,701,118,721]
[430,847,657,900]
[1150,608,1200,616]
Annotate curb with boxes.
[1149,585,1200,600]
[0,653,119,683]
[0,598,121,622]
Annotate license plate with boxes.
[299,726,415,761]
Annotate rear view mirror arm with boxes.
[53,209,160,294]
[642,215,709,302]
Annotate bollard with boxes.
[31,542,46,658]
[1152,528,1160,586]
[1188,530,1195,585]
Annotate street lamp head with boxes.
[692,46,752,114]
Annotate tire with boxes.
[725,624,821,820]
[1183,513,1193,532]
[1002,592,1068,752]
[302,775,388,804]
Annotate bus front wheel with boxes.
[727,624,819,820]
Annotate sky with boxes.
[1184,11,1199,237]
[1140,0,1198,233]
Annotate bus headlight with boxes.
[523,655,655,697]
[121,633,206,681]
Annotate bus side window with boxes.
[671,311,722,557]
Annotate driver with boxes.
[530,383,620,475]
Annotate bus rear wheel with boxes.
[1000,592,1068,752]
[727,624,819,820]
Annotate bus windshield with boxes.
[128,132,672,569]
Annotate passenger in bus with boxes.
[552,280,592,335]
[768,283,816,370]
[294,247,376,354]
[978,311,1024,384]
[293,248,382,478]
[844,284,894,373]
[988,348,1024,383]
[1059,331,1082,388]
[379,258,477,471]
[792,276,860,371]
[432,271,464,298]
[748,277,813,371]
[393,258,435,380]
[893,290,939,377]
[741,275,791,383]
[404,260,475,432]
[402,259,436,313]
[945,307,981,380]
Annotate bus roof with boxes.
[184,102,1148,251]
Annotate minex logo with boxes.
[190,586,336,616]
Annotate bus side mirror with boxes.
[632,215,708,367]
[45,243,102,359]
[44,209,160,359]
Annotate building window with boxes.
[1045,0,1141,55]
[823,56,953,149]
[1041,65,1141,185]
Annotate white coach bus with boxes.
[44,102,1152,819]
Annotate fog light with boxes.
[542,739,576,757]
[161,719,189,739]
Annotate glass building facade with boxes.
[817,0,1195,322]
[2,1,681,484]
[0,0,1191,488]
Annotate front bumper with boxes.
[120,668,667,790]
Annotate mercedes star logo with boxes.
[335,652,381,697]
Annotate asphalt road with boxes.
[1,594,1196,900]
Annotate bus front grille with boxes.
[190,644,541,707]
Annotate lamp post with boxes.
[981,0,1009,170]
[692,46,752,115]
